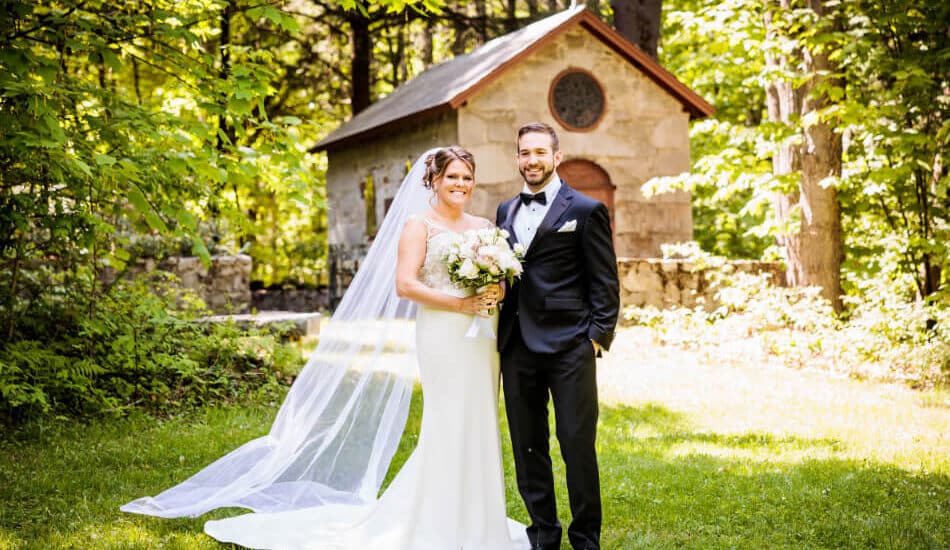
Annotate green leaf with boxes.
[101,48,122,72]
[176,209,198,232]
[228,98,252,115]
[94,154,116,166]
[144,211,168,232]
[127,187,150,214]
[192,236,211,264]
[263,7,282,25]
[128,187,168,232]
[278,14,301,33]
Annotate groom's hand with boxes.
[591,339,603,356]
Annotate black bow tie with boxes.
[519,192,547,206]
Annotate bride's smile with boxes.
[433,159,475,211]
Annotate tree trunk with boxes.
[349,11,371,115]
[475,0,488,43]
[421,18,434,67]
[505,0,518,32]
[526,0,541,17]
[764,0,843,311]
[216,0,235,153]
[609,0,662,59]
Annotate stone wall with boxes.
[118,255,252,314]
[618,258,786,310]
[251,287,329,312]
[457,26,694,257]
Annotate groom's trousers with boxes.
[502,325,601,550]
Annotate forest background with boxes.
[0,0,947,423]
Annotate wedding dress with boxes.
[202,219,530,549]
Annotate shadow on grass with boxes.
[595,403,949,549]
[0,399,947,549]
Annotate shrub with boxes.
[0,277,300,424]
[624,244,949,387]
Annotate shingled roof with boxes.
[313,5,714,152]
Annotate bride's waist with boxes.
[427,284,472,298]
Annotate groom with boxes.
[496,122,620,550]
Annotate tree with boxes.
[0,0,316,336]
[610,0,663,58]
[655,0,947,309]
[764,0,843,310]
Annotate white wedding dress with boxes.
[204,220,530,550]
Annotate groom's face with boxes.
[517,132,562,191]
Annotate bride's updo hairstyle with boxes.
[422,146,475,189]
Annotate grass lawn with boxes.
[1,328,948,549]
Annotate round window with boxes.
[549,69,606,131]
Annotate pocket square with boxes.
[556,219,577,233]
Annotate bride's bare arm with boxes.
[395,218,495,316]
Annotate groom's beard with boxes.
[520,164,555,190]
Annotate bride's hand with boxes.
[458,295,490,317]
[458,286,500,317]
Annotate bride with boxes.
[122,146,530,550]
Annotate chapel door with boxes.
[558,159,615,225]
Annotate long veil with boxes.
[121,148,441,518]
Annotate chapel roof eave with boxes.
[312,6,713,153]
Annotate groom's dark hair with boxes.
[517,122,559,152]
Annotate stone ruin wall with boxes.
[618,258,786,311]
[118,255,252,314]
[119,253,785,316]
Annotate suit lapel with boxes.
[526,182,572,257]
[501,197,521,249]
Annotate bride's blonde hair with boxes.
[422,146,475,189]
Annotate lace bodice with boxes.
[416,217,492,298]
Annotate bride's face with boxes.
[433,159,475,209]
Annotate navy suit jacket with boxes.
[495,181,620,355]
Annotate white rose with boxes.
[478,245,500,260]
[477,228,497,242]
[458,258,479,279]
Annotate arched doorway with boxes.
[558,159,615,222]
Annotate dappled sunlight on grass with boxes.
[1,327,948,548]
[596,402,949,549]
[600,328,950,475]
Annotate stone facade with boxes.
[326,113,458,251]
[324,19,698,301]
[458,27,693,257]
[618,258,786,310]
[324,113,459,304]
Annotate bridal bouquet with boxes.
[441,227,525,338]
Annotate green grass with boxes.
[1,329,948,549]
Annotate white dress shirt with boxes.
[513,173,561,249]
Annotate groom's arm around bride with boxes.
[495,122,620,550]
